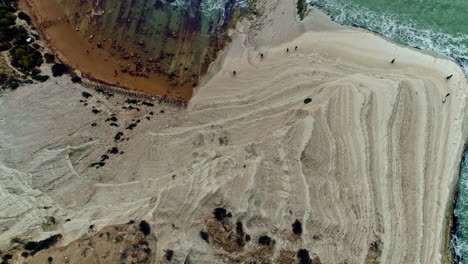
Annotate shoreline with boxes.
[448,146,468,264]
[301,6,468,263]
[308,3,468,78]
[309,4,463,66]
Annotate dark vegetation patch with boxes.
[17,11,31,24]
[24,234,62,255]
[81,91,92,98]
[126,123,137,130]
[213,207,232,222]
[114,132,124,142]
[235,221,246,246]
[10,45,43,72]
[236,222,244,237]
[165,249,174,261]
[297,249,312,264]
[51,63,69,77]
[258,235,272,246]
[0,72,8,84]
[142,101,154,107]
[105,116,117,122]
[365,240,382,263]
[297,0,307,20]
[31,74,49,82]
[90,161,105,168]
[0,2,53,88]
[139,220,151,236]
[123,105,140,111]
[44,53,55,64]
[292,219,302,235]
[200,231,209,243]
[0,4,16,27]
[125,99,139,104]
[6,26,30,45]
[71,76,82,83]
[108,147,119,154]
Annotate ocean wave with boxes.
[307,0,468,76]
[452,149,468,264]
[160,0,249,14]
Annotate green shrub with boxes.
[17,12,31,24]
[0,41,10,51]
[44,53,55,63]
[51,63,69,77]
[9,45,44,72]
[32,74,49,82]
[297,0,306,20]
[5,78,19,89]
[0,72,7,84]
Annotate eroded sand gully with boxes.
[1,0,468,263]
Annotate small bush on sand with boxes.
[51,63,69,77]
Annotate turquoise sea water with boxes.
[454,149,468,263]
[307,0,468,76]
[306,0,468,262]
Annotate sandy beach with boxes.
[1,0,468,263]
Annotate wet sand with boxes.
[19,0,193,102]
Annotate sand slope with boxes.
[1,1,468,263]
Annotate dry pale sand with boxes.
[1,0,468,263]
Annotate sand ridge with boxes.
[1,0,468,263]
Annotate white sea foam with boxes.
[307,0,468,76]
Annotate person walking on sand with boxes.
[442,93,451,103]
[295,46,298,51]
[286,48,289,53]
[260,53,264,59]
[233,70,237,76]
[390,58,396,64]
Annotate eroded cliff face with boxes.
[56,0,248,87]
